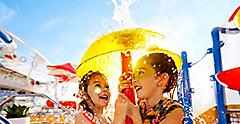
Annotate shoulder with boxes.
[162,98,183,112]
[159,98,185,124]
[160,109,184,124]
[75,110,93,124]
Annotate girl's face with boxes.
[87,74,111,108]
[133,58,159,100]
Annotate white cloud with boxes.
[0,3,15,22]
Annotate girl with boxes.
[75,70,127,124]
[118,52,184,124]
[75,71,111,124]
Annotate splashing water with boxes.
[112,0,137,28]
[94,85,102,94]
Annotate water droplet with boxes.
[172,69,177,73]
[94,86,102,94]
[143,60,146,64]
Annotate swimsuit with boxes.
[139,97,184,124]
[82,110,102,124]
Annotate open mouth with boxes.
[134,86,142,92]
[99,94,109,101]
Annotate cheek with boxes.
[87,88,98,100]
[142,79,157,92]
[141,77,155,86]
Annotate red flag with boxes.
[47,63,76,82]
[215,67,240,90]
[47,63,76,74]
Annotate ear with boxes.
[157,73,169,88]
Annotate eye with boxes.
[94,84,101,88]
[138,71,144,75]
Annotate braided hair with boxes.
[142,53,178,96]
[78,70,107,114]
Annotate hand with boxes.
[114,93,143,124]
[115,93,140,118]
[118,73,133,92]
[113,93,128,124]
[115,93,128,114]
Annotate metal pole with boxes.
[181,51,193,124]
[211,27,227,124]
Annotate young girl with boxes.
[75,70,112,124]
[118,52,184,124]
[75,70,127,124]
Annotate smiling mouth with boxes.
[99,95,109,101]
[134,86,142,92]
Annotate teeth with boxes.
[99,95,108,100]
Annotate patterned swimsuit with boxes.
[82,110,102,124]
[139,97,184,124]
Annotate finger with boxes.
[118,84,131,92]
[120,93,137,108]
[118,93,131,103]
[116,93,124,102]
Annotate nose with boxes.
[102,88,109,92]
[132,74,136,81]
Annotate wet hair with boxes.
[142,52,178,94]
[78,70,107,114]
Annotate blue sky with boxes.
[0,0,239,65]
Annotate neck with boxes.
[145,90,163,109]
[93,107,108,123]
[93,106,103,115]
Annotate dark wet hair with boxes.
[78,70,107,114]
[141,52,178,94]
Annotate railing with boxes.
[0,92,76,117]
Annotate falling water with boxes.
[178,70,207,123]
[111,0,137,28]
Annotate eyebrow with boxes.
[94,81,109,87]
[93,81,99,84]
[137,67,147,71]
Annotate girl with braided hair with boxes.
[75,71,128,124]
[118,52,185,124]
[75,71,111,124]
